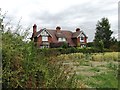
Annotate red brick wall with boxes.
[36,36,52,47]
[72,38,77,46]
[35,35,86,47]
[84,37,87,44]
[77,37,80,43]
[37,36,42,47]
[77,37,80,46]
[72,38,80,46]
[48,36,52,43]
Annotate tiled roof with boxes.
[55,32,66,38]
[72,31,88,38]
[72,31,81,38]
[34,30,42,37]
[47,29,76,46]
[34,28,87,46]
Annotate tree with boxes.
[98,40,104,52]
[109,37,119,51]
[94,17,113,48]
[61,42,69,48]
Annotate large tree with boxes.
[94,17,113,48]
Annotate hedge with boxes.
[37,47,113,56]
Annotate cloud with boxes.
[1,0,118,42]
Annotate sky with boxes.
[0,0,119,42]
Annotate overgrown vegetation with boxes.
[2,30,118,88]
[1,10,77,88]
[1,9,119,89]
[2,28,79,88]
[56,52,119,88]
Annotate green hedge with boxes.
[38,47,113,56]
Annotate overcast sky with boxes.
[0,0,119,42]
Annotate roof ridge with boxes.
[46,29,72,32]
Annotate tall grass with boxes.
[91,52,119,61]
[56,52,118,88]
[57,52,119,62]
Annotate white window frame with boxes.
[42,36,48,41]
[40,45,49,48]
[80,34,84,42]
[58,38,66,42]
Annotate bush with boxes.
[57,47,104,54]
[2,31,77,88]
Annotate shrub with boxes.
[91,54,104,61]
[2,31,77,88]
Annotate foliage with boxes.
[97,40,104,52]
[2,29,118,88]
[109,37,119,52]
[1,13,77,88]
[91,52,118,62]
[87,42,94,47]
[62,47,112,54]
[2,30,78,88]
[94,17,113,48]
[54,52,118,88]
[1,10,119,89]
[61,42,69,48]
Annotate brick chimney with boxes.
[33,24,37,35]
[76,28,80,32]
[56,26,61,33]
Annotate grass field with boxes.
[56,52,119,88]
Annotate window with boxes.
[81,37,84,40]
[81,45,86,48]
[42,36,48,41]
[58,38,66,42]
[40,45,49,48]
[80,36,84,42]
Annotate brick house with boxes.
[31,24,88,48]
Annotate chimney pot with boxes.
[33,24,37,28]
[76,28,80,32]
[56,26,61,30]
[56,26,61,32]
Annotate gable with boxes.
[72,31,87,38]
[40,29,49,36]
[78,32,85,38]
[37,28,53,37]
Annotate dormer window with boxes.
[58,38,66,42]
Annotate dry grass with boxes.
[56,52,119,88]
